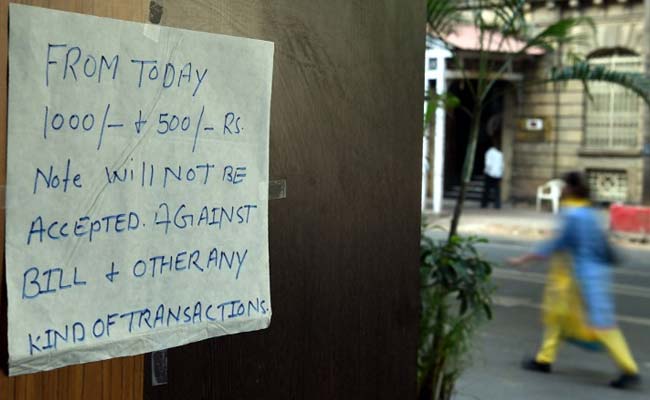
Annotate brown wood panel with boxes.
[0,1,147,399]
[143,1,424,399]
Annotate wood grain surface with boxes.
[145,1,424,399]
[0,1,147,399]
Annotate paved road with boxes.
[427,234,650,399]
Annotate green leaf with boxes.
[424,92,460,127]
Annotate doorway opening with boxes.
[444,80,505,200]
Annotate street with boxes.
[434,236,650,399]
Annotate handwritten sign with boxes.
[6,4,273,375]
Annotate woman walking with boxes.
[509,171,641,390]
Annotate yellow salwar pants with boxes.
[534,254,638,374]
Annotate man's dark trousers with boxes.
[481,175,501,209]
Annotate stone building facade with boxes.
[511,0,649,204]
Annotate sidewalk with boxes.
[424,201,648,248]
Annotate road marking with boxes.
[492,268,650,300]
[606,267,650,279]
[473,241,650,278]
[493,295,650,327]
[493,295,540,308]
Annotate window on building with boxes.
[587,169,628,203]
[428,58,437,71]
[584,52,642,149]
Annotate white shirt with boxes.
[484,147,503,179]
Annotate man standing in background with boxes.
[481,138,503,209]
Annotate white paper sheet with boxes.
[6,4,273,375]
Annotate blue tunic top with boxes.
[535,206,615,328]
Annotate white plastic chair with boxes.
[536,179,565,214]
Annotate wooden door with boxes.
[144,2,424,399]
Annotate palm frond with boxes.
[427,0,462,36]
[491,0,528,37]
[522,17,595,54]
[550,62,650,107]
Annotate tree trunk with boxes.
[440,372,454,400]
[448,107,482,239]
[430,297,448,400]
[417,296,448,400]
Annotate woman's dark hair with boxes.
[563,171,590,199]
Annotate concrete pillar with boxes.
[422,61,431,210]
[422,43,451,213]
[432,70,447,214]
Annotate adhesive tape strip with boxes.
[268,179,286,201]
